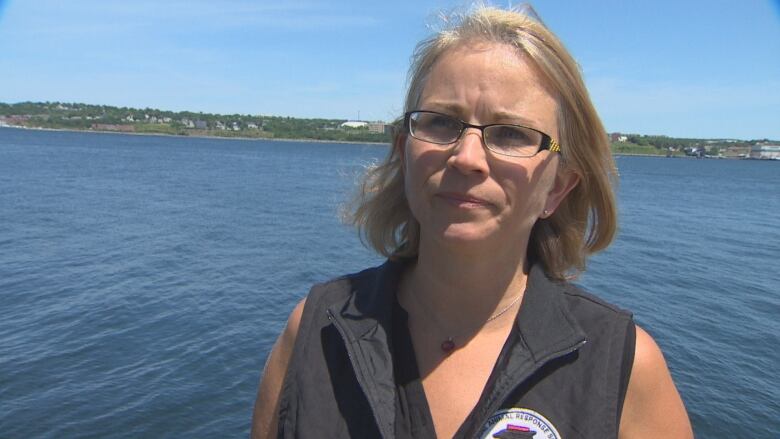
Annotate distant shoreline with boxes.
[0,124,391,147]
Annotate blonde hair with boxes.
[346,4,618,280]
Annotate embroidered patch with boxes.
[477,408,561,439]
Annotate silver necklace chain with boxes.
[408,287,525,353]
[485,292,524,322]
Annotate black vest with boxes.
[277,260,634,439]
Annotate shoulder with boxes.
[271,297,308,373]
[558,280,633,328]
[281,298,306,347]
[251,263,388,439]
[528,264,632,327]
[250,297,306,439]
[307,263,388,305]
[303,260,408,322]
[619,325,693,439]
[632,326,662,370]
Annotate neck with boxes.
[400,234,530,329]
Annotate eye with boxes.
[409,111,462,144]
[494,126,532,143]
[428,113,459,129]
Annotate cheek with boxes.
[403,142,448,188]
[493,158,556,209]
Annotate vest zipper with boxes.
[326,308,394,439]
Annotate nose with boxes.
[447,128,489,175]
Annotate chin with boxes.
[436,222,500,245]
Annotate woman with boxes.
[253,5,692,439]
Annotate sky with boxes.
[1,0,778,140]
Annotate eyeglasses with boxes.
[404,110,560,158]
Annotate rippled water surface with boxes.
[1,127,778,438]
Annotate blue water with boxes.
[1,127,778,438]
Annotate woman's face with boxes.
[401,42,576,254]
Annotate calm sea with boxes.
[1,127,778,438]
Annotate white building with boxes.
[340,121,368,129]
[750,144,780,160]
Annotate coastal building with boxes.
[368,122,391,134]
[215,121,226,130]
[723,145,751,158]
[610,132,628,142]
[247,122,258,129]
[340,121,368,129]
[750,144,780,160]
[1,115,30,126]
[194,120,207,130]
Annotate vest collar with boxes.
[329,258,404,341]
[326,259,588,438]
[515,264,588,362]
[330,259,586,358]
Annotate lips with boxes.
[436,191,493,208]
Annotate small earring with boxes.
[543,209,550,216]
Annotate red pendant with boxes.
[440,338,455,353]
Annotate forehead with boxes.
[419,42,559,129]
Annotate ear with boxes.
[542,166,580,218]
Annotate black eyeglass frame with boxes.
[403,110,561,157]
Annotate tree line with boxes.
[0,101,393,143]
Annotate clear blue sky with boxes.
[1,0,778,139]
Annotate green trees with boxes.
[0,101,392,143]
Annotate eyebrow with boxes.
[491,111,541,127]
[421,101,542,127]
[422,101,464,115]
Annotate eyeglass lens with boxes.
[409,111,544,157]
